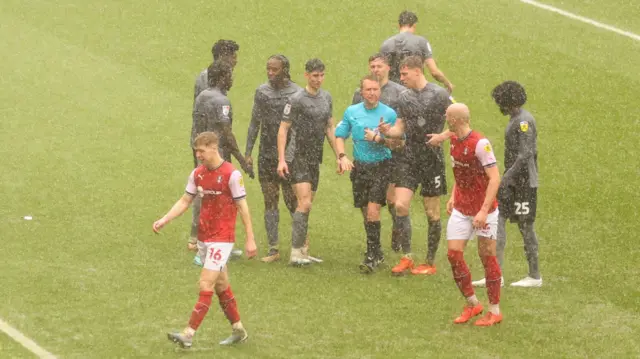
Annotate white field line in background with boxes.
[0,318,58,359]
[520,0,640,42]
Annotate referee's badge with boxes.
[222,105,230,116]
[283,103,291,115]
[520,121,529,132]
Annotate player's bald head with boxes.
[446,103,471,123]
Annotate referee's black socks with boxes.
[364,221,381,257]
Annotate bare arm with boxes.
[379,118,406,138]
[481,165,501,213]
[425,58,454,93]
[277,121,291,163]
[153,193,195,233]
[324,117,339,158]
[235,198,257,258]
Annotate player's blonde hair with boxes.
[359,74,380,90]
[193,131,219,148]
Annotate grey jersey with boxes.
[380,32,433,83]
[351,80,406,111]
[192,87,232,151]
[246,81,302,159]
[193,68,208,101]
[397,83,451,161]
[504,109,538,188]
[282,88,333,164]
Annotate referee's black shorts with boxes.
[350,159,391,208]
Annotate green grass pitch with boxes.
[1,0,639,358]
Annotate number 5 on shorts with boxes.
[209,248,222,261]
[515,202,530,215]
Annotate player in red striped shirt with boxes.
[153,131,257,348]
[443,103,503,326]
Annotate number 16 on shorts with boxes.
[197,242,234,271]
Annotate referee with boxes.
[335,74,398,273]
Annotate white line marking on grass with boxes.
[520,0,640,42]
[0,318,57,358]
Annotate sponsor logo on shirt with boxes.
[197,186,223,197]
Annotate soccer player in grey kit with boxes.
[189,61,254,264]
[380,11,454,93]
[472,81,542,288]
[245,55,301,263]
[378,55,452,276]
[191,40,240,167]
[277,58,340,265]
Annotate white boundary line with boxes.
[520,0,640,42]
[0,318,58,359]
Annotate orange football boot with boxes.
[391,256,414,276]
[411,264,437,275]
[453,304,484,324]
[474,312,503,326]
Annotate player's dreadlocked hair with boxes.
[491,81,527,109]
[211,39,239,60]
[305,58,325,73]
[268,54,291,79]
[207,60,233,88]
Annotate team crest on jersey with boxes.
[217,175,223,183]
[484,143,492,153]
[283,103,291,115]
[222,105,230,116]
[520,121,529,132]
[463,147,468,155]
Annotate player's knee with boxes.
[395,201,410,216]
[297,198,312,212]
[426,207,440,221]
[447,249,463,265]
[366,208,381,222]
[214,281,229,294]
[199,279,216,292]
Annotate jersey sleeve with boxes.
[282,97,297,123]
[420,38,433,59]
[385,107,398,126]
[475,138,498,167]
[335,108,352,139]
[229,170,247,200]
[213,99,232,124]
[185,169,198,195]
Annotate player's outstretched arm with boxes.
[235,198,257,258]
[153,193,195,233]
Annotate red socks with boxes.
[447,250,475,298]
[188,291,213,330]
[217,286,241,324]
[481,255,502,305]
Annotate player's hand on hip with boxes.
[245,237,257,259]
[472,210,488,230]
[277,160,289,179]
[446,197,454,215]
[245,155,253,168]
[187,242,197,252]
[152,218,167,234]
